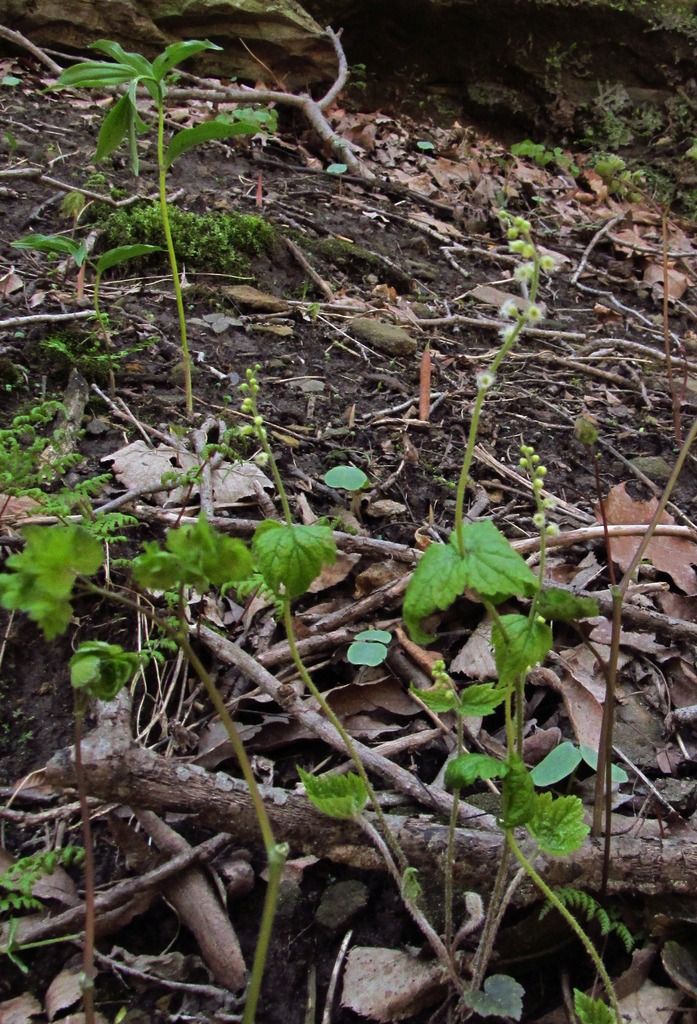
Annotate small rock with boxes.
[630,455,672,483]
[315,879,369,932]
[350,318,416,356]
[223,285,289,313]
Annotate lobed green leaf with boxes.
[460,975,524,1021]
[458,682,507,717]
[456,520,538,601]
[492,613,553,687]
[70,640,144,701]
[403,542,469,644]
[574,990,617,1024]
[527,792,589,856]
[252,521,335,600]
[297,766,368,820]
[0,525,103,639]
[412,685,458,713]
[500,757,536,828]
[536,587,599,622]
[445,753,508,789]
[133,515,252,593]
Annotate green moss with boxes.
[39,331,154,382]
[97,202,275,275]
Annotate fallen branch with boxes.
[44,735,697,905]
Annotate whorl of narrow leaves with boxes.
[297,767,368,820]
[252,521,336,600]
[0,525,103,639]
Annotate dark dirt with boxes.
[2,49,697,1024]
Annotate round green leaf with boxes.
[323,465,368,491]
[347,640,388,666]
[530,742,583,786]
[354,629,391,643]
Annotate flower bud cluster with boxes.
[239,365,267,444]
[431,659,454,692]
[519,443,558,536]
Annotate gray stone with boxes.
[630,455,672,483]
[350,318,416,357]
[315,879,369,932]
[2,0,336,87]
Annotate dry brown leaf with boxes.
[354,562,404,597]
[601,482,697,594]
[340,947,444,1021]
[0,268,23,298]
[343,713,403,739]
[533,661,604,750]
[643,262,690,300]
[408,210,463,239]
[327,677,420,719]
[588,619,672,656]
[45,969,81,1021]
[104,440,272,508]
[0,993,43,1024]
[0,494,42,524]
[450,617,496,680]
[617,979,682,1023]
[308,552,360,593]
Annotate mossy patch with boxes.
[97,202,275,275]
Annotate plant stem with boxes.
[592,415,697,843]
[242,842,287,1024]
[282,600,407,872]
[453,272,540,553]
[467,847,514,992]
[73,693,96,1024]
[83,584,283,1022]
[92,270,116,395]
[156,100,193,417]
[506,831,620,1023]
[358,815,462,992]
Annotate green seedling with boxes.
[531,741,628,787]
[400,215,621,1021]
[417,139,435,152]
[326,162,348,175]
[324,464,369,517]
[55,39,276,417]
[0,847,85,972]
[347,628,391,666]
[11,234,160,389]
[510,139,578,174]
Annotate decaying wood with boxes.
[0,830,232,950]
[44,734,697,908]
[134,810,247,991]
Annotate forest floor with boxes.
[2,44,697,1024]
